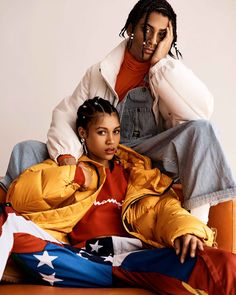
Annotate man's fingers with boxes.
[59,157,77,166]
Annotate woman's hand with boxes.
[150,21,174,66]
[174,234,204,263]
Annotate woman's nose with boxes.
[106,133,114,144]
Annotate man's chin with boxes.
[141,55,152,62]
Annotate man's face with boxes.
[128,11,169,62]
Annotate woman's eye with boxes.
[114,130,120,135]
[98,131,106,135]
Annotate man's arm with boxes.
[46,68,92,163]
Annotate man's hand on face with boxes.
[150,21,174,66]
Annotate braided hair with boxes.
[76,97,119,133]
[119,0,182,59]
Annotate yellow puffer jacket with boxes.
[6,144,214,247]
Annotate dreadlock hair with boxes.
[76,97,119,133]
[119,0,182,59]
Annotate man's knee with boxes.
[12,140,47,155]
[187,120,216,136]
[188,119,212,129]
[9,140,48,177]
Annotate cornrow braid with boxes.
[76,97,119,131]
[119,0,182,59]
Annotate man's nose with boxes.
[146,32,158,46]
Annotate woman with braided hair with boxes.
[1,97,236,294]
[1,0,236,225]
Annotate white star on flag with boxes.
[102,254,113,263]
[34,251,58,269]
[89,240,103,253]
[39,272,63,285]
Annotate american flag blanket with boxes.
[1,203,236,294]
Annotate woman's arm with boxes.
[6,160,78,213]
[126,193,214,250]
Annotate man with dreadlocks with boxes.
[1,0,236,224]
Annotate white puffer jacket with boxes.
[47,39,214,162]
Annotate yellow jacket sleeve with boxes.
[124,192,214,248]
[6,160,78,213]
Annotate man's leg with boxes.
[0,140,49,192]
[133,120,236,211]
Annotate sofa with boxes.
[1,183,236,294]
[0,285,158,295]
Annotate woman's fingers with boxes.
[174,234,204,263]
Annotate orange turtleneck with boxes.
[115,49,151,101]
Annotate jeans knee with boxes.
[188,120,215,136]
[12,140,45,154]
[13,140,45,151]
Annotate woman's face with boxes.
[128,11,169,62]
[81,113,120,167]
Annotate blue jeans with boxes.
[0,140,49,192]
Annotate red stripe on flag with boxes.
[12,233,48,253]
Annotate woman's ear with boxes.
[78,127,87,140]
[127,24,133,37]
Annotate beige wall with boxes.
[0,0,236,178]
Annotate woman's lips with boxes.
[104,148,116,155]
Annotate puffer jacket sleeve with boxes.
[6,160,79,214]
[149,56,214,128]
[125,193,214,248]
[46,66,92,162]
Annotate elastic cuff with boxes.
[184,187,236,210]
[57,154,75,164]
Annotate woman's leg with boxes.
[113,246,236,294]
[0,203,112,287]
[0,140,49,192]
